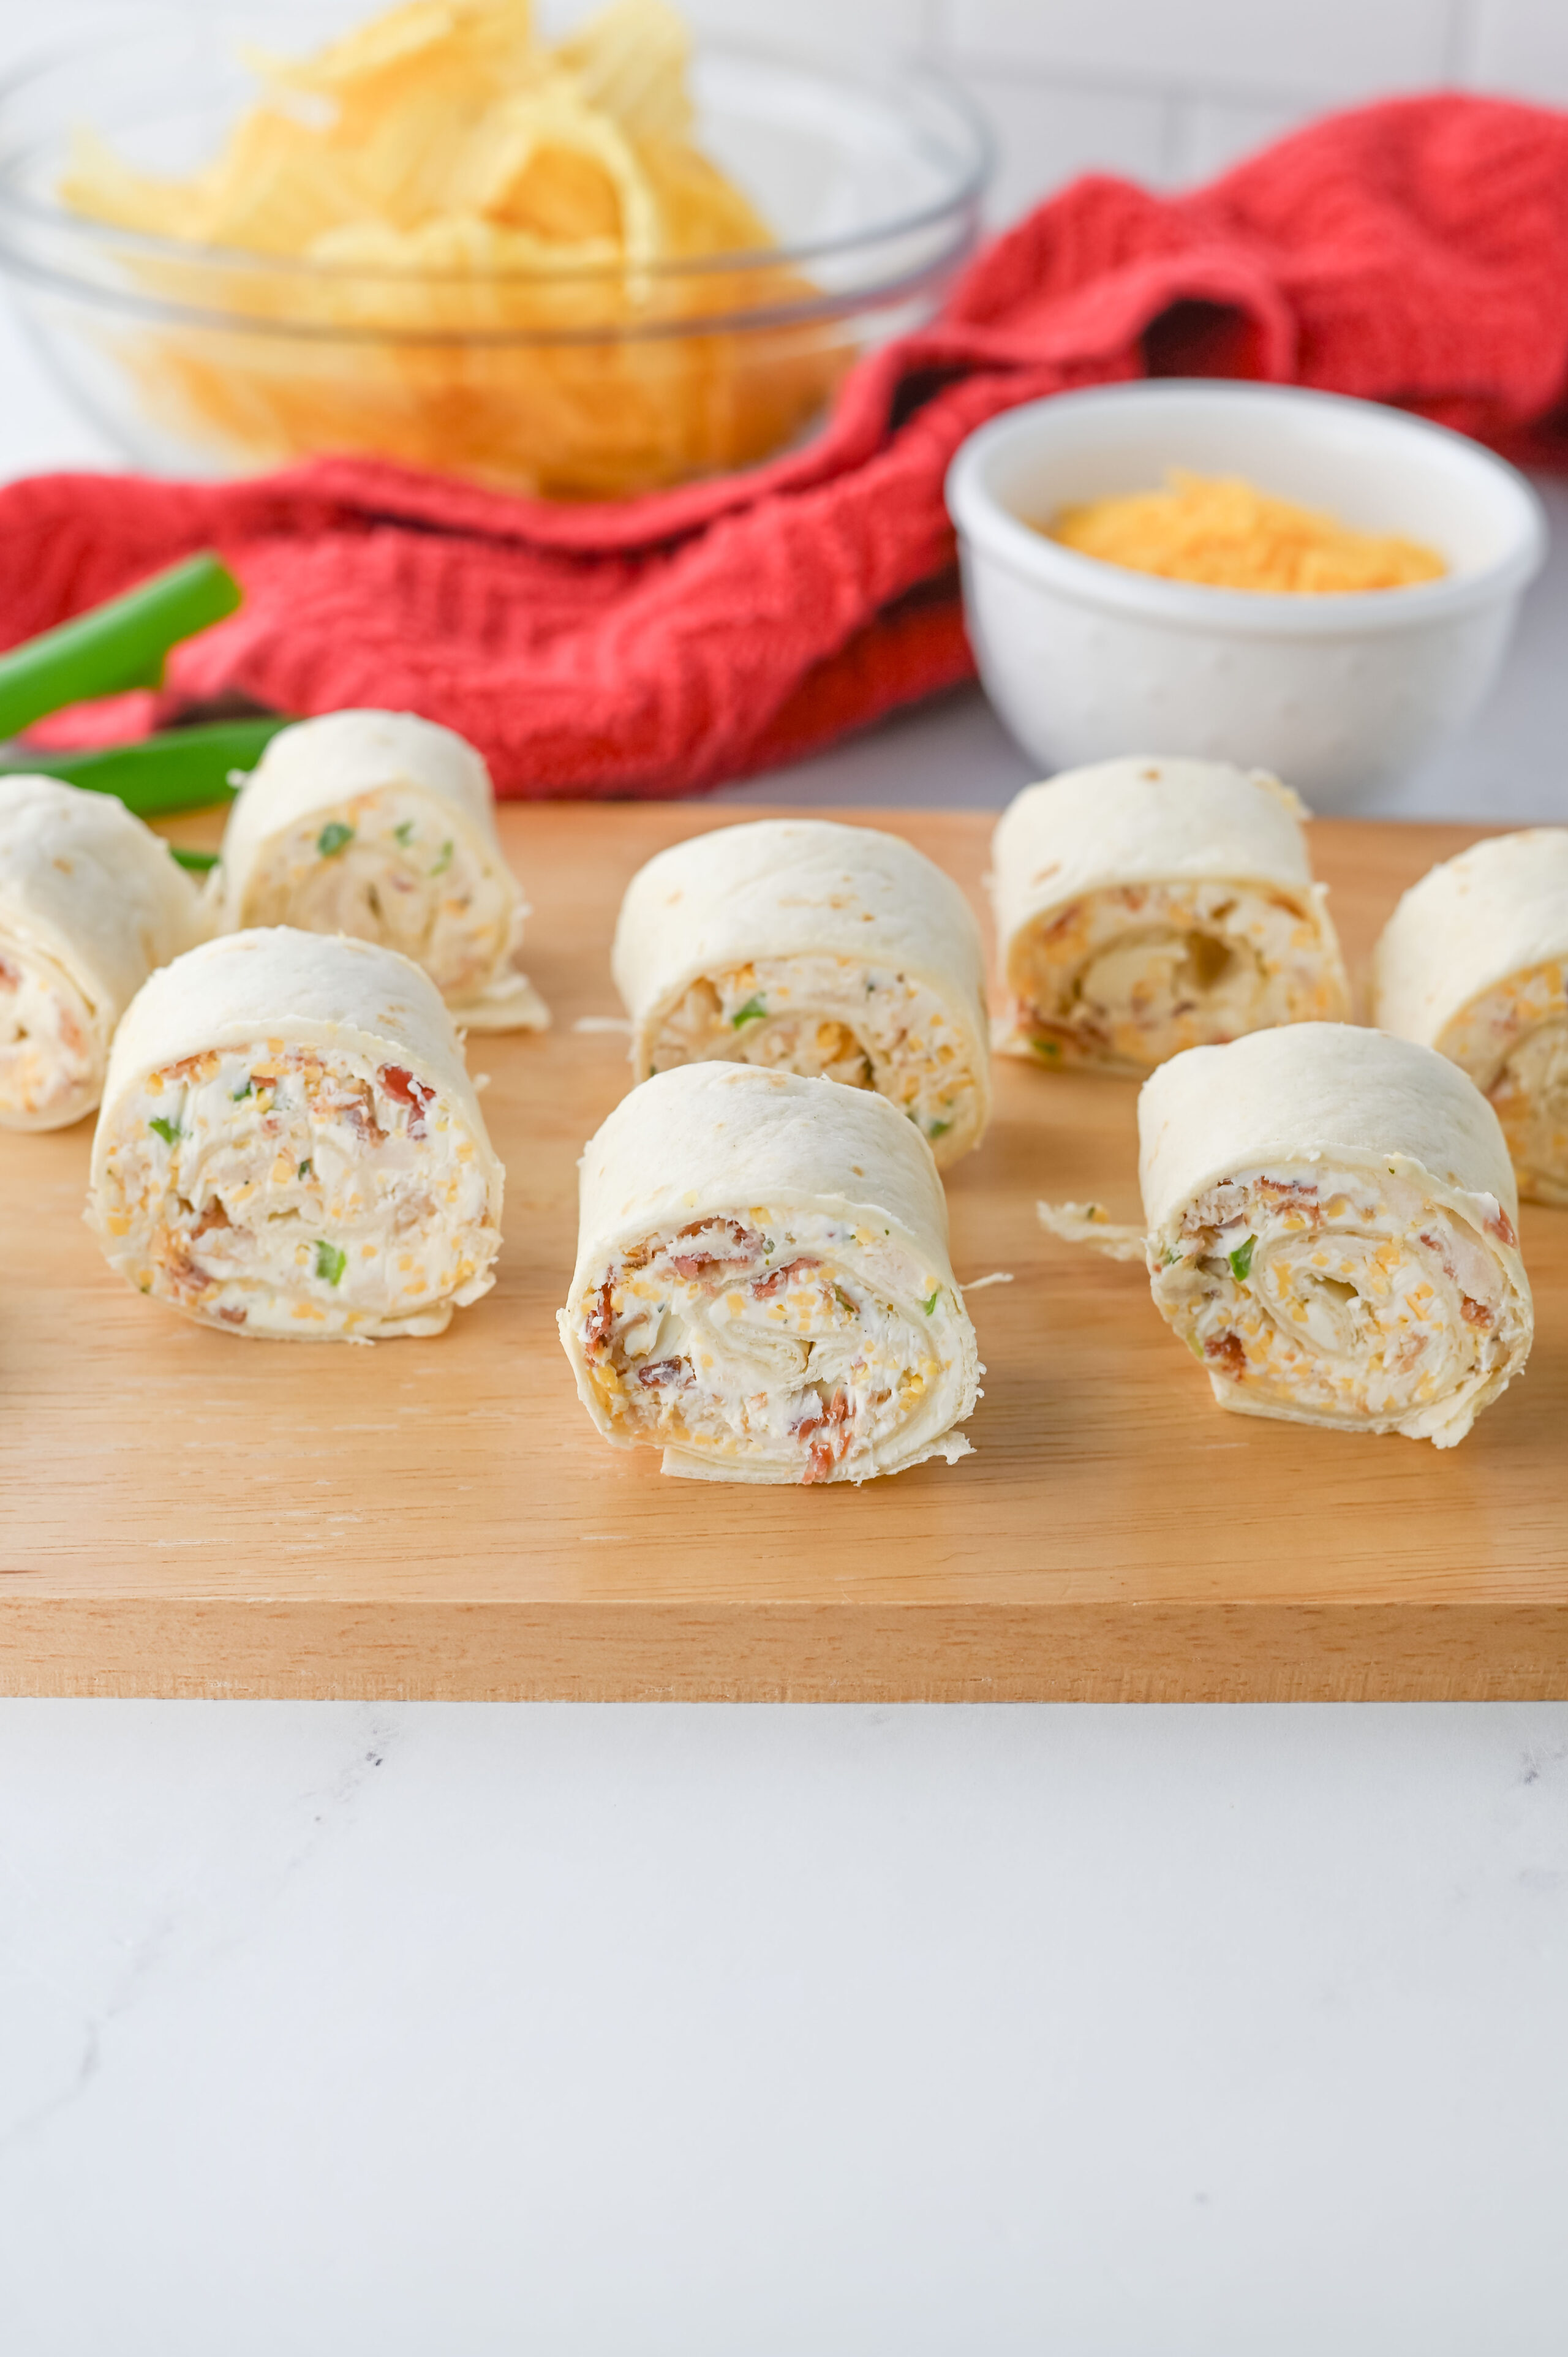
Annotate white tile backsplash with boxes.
[938,0,1457,98]
[678,0,1567,222]
[953,71,1173,222]
[1168,92,1320,184]
[1469,0,1568,103]
[675,0,927,54]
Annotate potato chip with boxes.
[60,0,844,498]
[554,0,693,144]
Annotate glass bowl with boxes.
[0,8,990,499]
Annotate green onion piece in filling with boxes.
[731,996,766,1027]
[314,1240,347,1286]
[1031,1038,1062,1060]
[430,839,454,877]
[298,1158,313,1179]
[922,1289,940,1315]
[232,1080,254,1101]
[393,820,415,847]
[927,1118,952,1139]
[317,821,354,858]
[1228,1236,1256,1282]
[148,1115,181,1146]
[833,1286,857,1316]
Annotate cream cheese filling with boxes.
[1008,880,1343,1070]
[1439,962,1568,1206]
[236,786,522,1011]
[1150,1161,1526,1444]
[94,1043,497,1338]
[573,1209,952,1483]
[0,938,102,1127]
[647,956,981,1158]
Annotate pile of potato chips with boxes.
[63,0,845,497]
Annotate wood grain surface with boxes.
[2,803,1563,1702]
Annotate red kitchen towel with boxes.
[4,90,1568,796]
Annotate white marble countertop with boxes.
[1,281,1567,2357]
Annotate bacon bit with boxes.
[159,1238,213,1298]
[1204,1331,1247,1378]
[1419,1231,1459,1284]
[1461,1295,1494,1330]
[636,1357,693,1389]
[797,1387,853,1483]
[192,1199,231,1240]
[216,1304,247,1327]
[750,1257,819,1299]
[0,957,17,989]
[669,1216,764,1281]
[165,1052,216,1083]
[585,1281,616,1352]
[1042,903,1083,941]
[380,1063,435,1139]
[326,1077,385,1145]
[1257,1177,1318,1201]
[1486,1206,1519,1250]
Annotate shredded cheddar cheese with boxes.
[1046,469,1446,594]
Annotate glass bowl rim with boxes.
[0,24,994,293]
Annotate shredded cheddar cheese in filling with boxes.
[1150,1163,1527,1446]
[649,954,983,1160]
[1438,960,1568,1206]
[93,1044,499,1338]
[1047,470,1446,594]
[574,1209,948,1484]
[1009,879,1345,1073]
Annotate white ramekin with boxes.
[944,381,1547,808]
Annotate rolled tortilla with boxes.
[0,773,204,1129]
[1139,1024,1531,1447]
[558,1062,982,1484]
[611,819,990,1166]
[991,756,1349,1072]
[215,709,547,1031]
[87,927,503,1340]
[1373,829,1568,1205]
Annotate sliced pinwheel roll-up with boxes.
[1373,829,1568,1205]
[558,1063,981,1484]
[0,773,205,1131]
[215,709,547,1031]
[991,757,1349,1073]
[611,820,990,1166]
[87,928,503,1340]
[1140,1024,1531,1447]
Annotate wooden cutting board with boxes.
[2,803,1564,1702]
